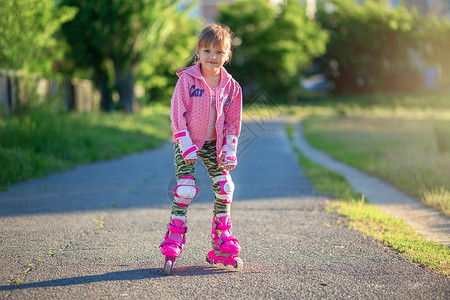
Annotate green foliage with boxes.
[316,0,422,94]
[58,0,191,110]
[138,7,197,104]
[0,104,171,188]
[0,0,76,77]
[420,17,450,87]
[218,0,328,102]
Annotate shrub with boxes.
[420,17,450,89]
[316,0,422,94]
[218,0,329,102]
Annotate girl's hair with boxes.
[187,23,234,65]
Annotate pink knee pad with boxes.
[213,173,235,204]
[174,175,198,207]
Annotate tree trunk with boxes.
[64,80,75,111]
[114,64,135,113]
[6,75,17,114]
[95,71,113,112]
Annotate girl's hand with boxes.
[223,164,235,171]
[219,154,235,171]
[184,158,197,164]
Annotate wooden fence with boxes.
[0,69,100,114]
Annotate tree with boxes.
[421,17,450,89]
[218,0,328,102]
[59,0,182,112]
[316,0,422,94]
[0,0,75,76]
[0,0,76,114]
[137,4,197,104]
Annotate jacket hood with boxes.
[176,63,233,87]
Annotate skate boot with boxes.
[160,215,187,275]
[206,213,243,270]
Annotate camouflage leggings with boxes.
[172,141,231,216]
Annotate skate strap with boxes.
[219,235,239,245]
[160,238,183,248]
[168,225,187,234]
[212,174,231,183]
[215,223,231,230]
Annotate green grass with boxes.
[0,103,171,189]
[286,123,363,201]
[273,91,450,216]
[299,91,450,111]
[302,116,450,216]
[286,123,450,275]
[334,200,450,274]
[280,92,450,124]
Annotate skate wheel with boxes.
[164,259,173,276]
[233,257,243,271]
[206,255,218,266]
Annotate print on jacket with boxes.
[189,85,205,97]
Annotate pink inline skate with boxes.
[206,213,243,271]
[160,215,187,275]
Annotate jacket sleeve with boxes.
[223,82,242,139]
[170,74,189,135]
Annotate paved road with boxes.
[0,122,448,299]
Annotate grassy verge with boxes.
[0,103,171,190]
[286,123,450,275]
[266,92,450,216]
[302,116,450,216]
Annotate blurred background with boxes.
[1,1,449,215]
[1,2,448,271]
[1,0,449,113]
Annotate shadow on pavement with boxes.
[0,266,235,291]
[0,269,160,291]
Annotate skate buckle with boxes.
[167,224,188,233]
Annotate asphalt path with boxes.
[0,121,448,299]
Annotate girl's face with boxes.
[197,42,230,74]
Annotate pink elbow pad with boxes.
[174,130,198,160]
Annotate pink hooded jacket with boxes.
[170,63,242,161]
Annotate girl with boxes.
[160,23,243,275]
